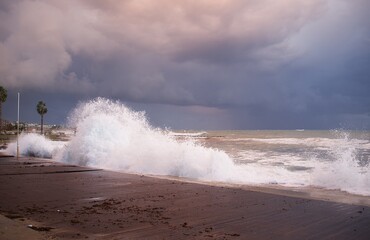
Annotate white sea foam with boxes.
[244,137,370,150]
[168,131,207,138]
[6,133,65,158]
[310,132,370,195]
[57,98,236,181]
[7,98,370,196]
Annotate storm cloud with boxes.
[1,0,370,129]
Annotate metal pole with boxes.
[17,92,19,160]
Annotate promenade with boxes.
[0,156,369,239]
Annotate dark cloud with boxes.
[1,0,370,129]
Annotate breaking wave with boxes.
[58,98,237,180]
[7,98,370,196]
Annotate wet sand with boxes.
[0,156,369,239]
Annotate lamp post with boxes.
[17,92,19,160]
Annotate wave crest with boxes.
[59,98,236,180]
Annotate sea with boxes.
[5,98,370,198]
[173,130,370,196]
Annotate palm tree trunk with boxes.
[41,114,43,135]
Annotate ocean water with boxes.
[6,98,370,196]
[195,130,370,195]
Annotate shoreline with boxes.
[1,156,370,239]
[4,150,369,207]
[149,174,370,207]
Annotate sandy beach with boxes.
[0,155,369,239]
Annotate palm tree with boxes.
[0,86,7,131]
[37,101,48,135]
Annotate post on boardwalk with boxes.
[17,92,19,160]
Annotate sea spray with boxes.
[310,131,370,195]
[59,98,237,180]
[6,133,63,158]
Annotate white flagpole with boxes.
[17,92,19,160]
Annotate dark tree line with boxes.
[0,86,8,131]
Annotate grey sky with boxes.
[1,0,370,130]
